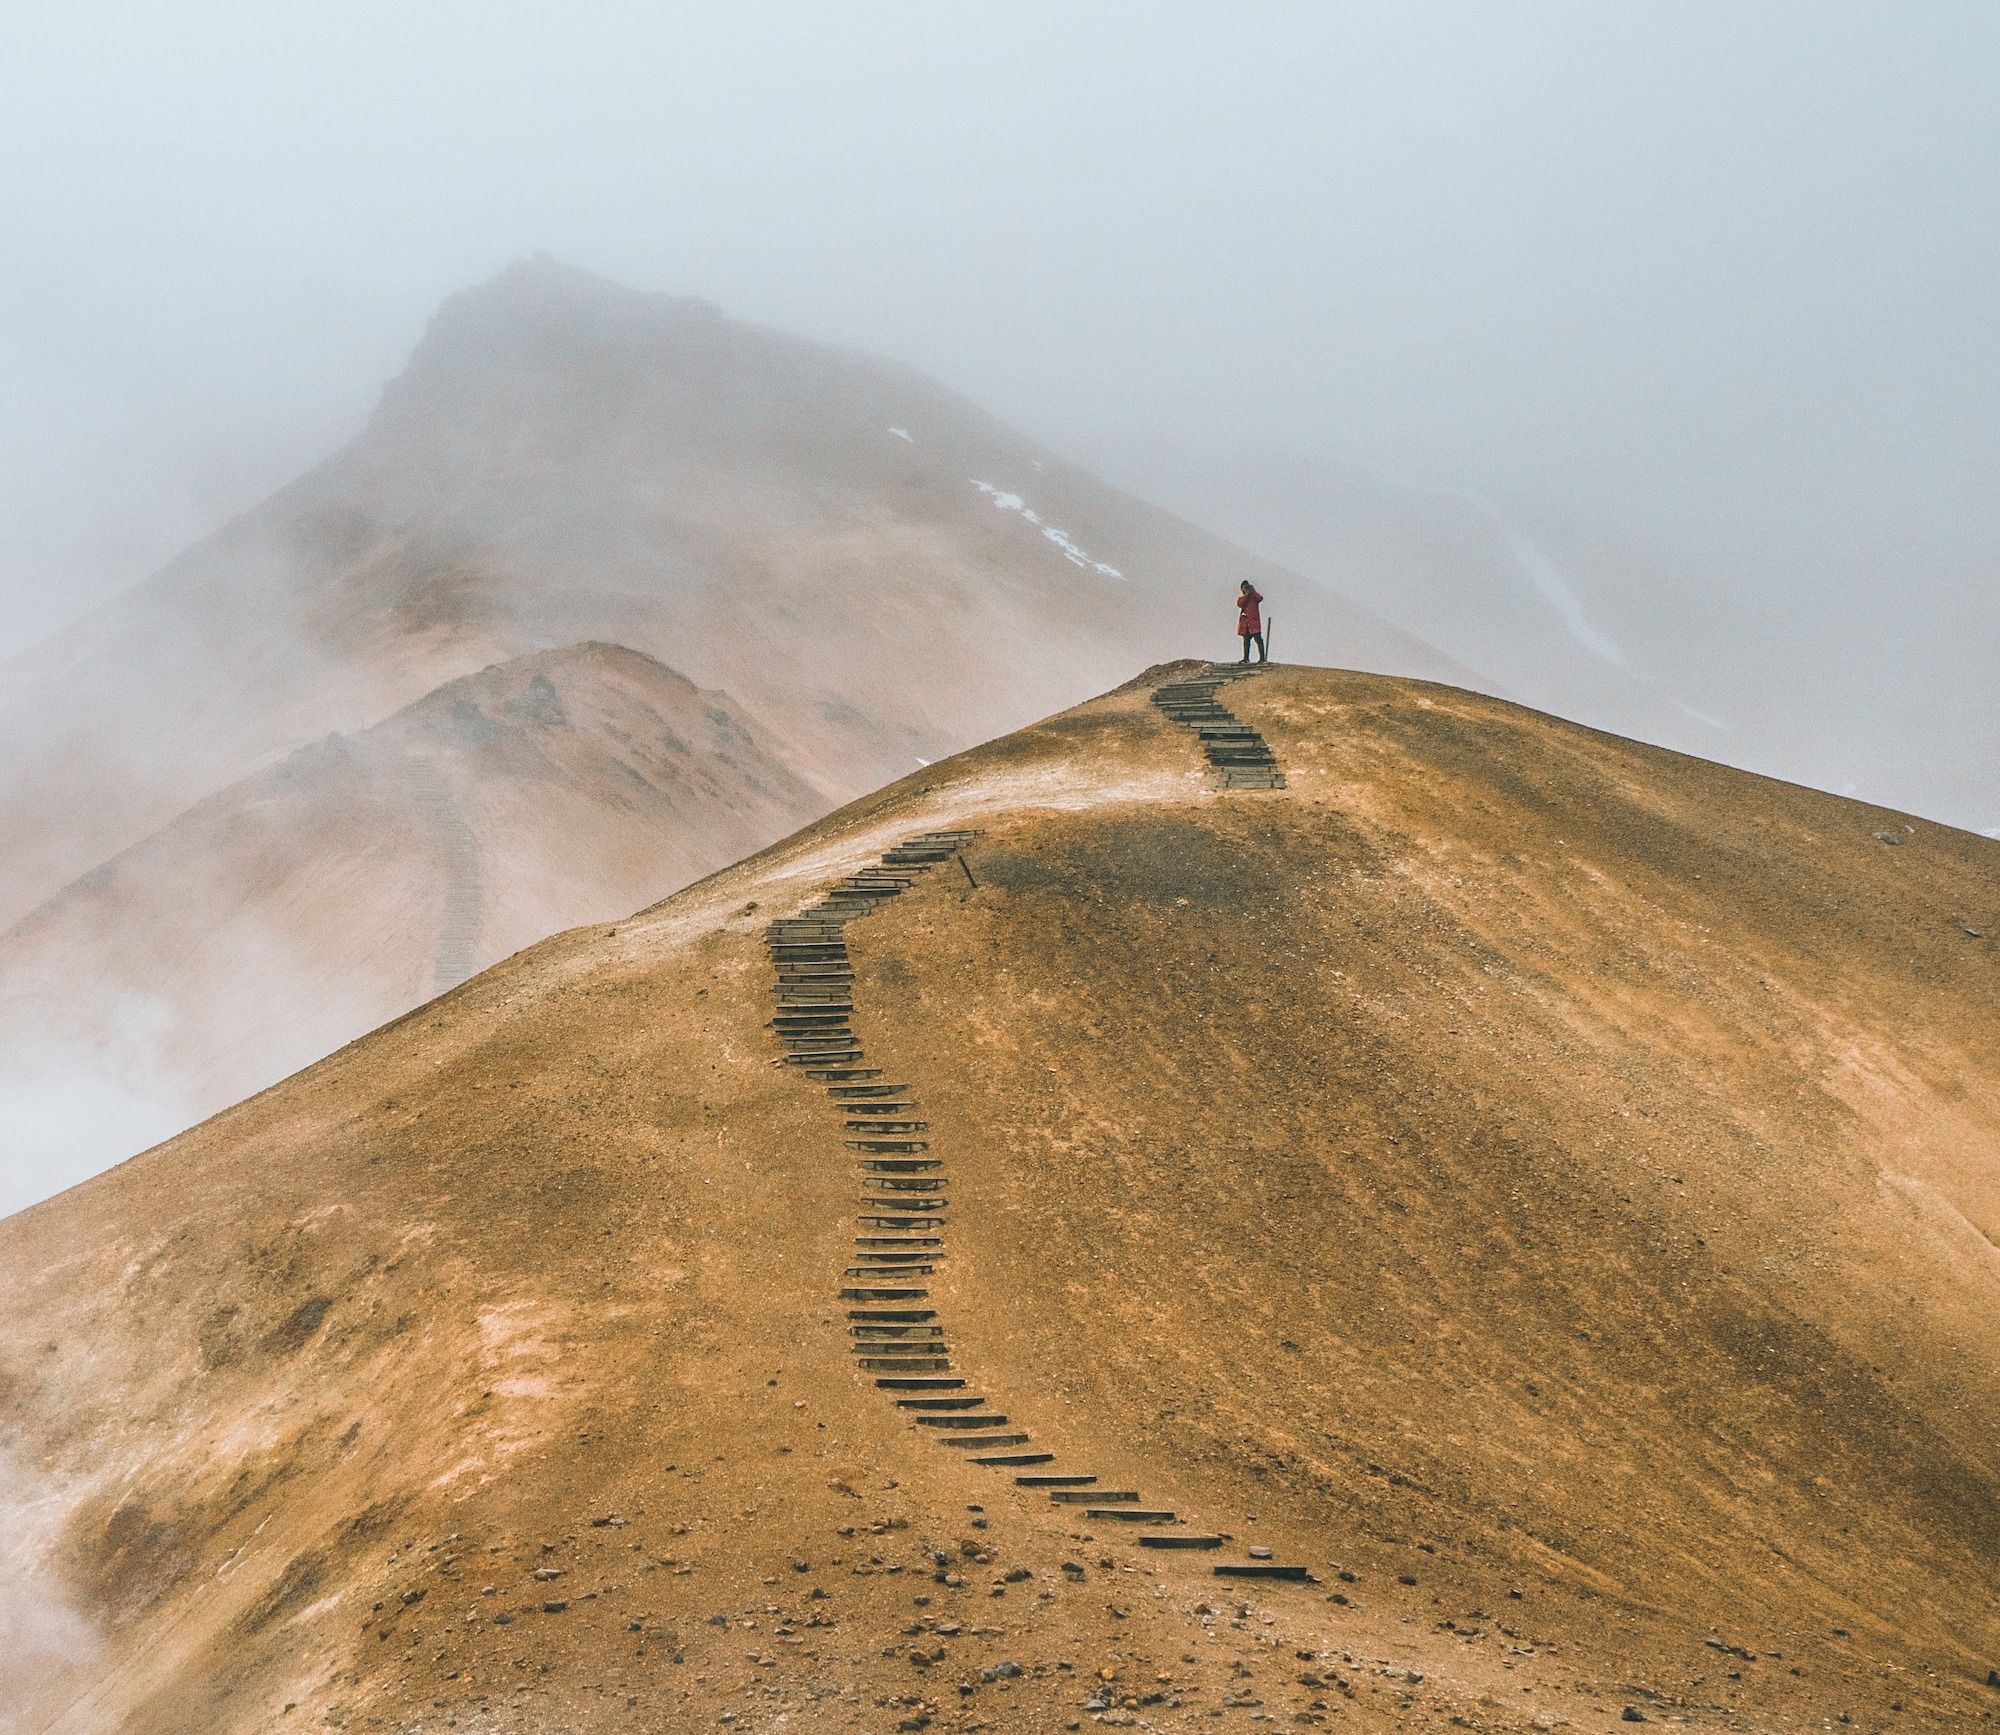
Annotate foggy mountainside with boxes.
[0,641,822,1194]
[0,260,1458,1209]
[3,8,1998,1732]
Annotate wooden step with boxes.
[1214,1562,1314,1581]
[1084,1508,1174,1522]
[1141,1535,1223,1550]
[1017,1474,1095,1487]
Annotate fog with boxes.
[5,3,1995,797]
[0,2,1996,1217]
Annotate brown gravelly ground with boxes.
[3,663,1997,1734]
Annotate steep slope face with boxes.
[0,259,1462,932]
[2,666,1995,1734]
[0,642,823,1211]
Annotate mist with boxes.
[2,3,1997,1215]
[3,5,1993,704]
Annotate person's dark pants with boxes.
[1239,631,1265,664]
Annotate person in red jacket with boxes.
[1236,581,1266,664]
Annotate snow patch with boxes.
[887,427,914,443]
[970,480,1124,579]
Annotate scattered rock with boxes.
[400,1589,426,1606]
[995,1660,1022,1678]
[1621,1710,1647,1723]
[1249,1547,1273,1560]
[542,1600,568,1614]
[1873,831,1904,846]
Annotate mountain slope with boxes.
[0,641,823,1210]
[0,259,1465,934]
[3,665,1995,1733]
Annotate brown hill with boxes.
[0,258,1463,935]
[4,664,1995,1734]
[0,642,822,1209]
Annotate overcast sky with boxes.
[3,1,1996,699]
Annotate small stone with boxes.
[1621,1711,1647,1723]
[542,1600,568,1614]
[1987,1669,2000,1688]
[792,1559,811,1573]
[1873,831,1903,846]
[1248,1547,1273,1560]
[532,1568,564,1581]
[996,1660,1022,1677]
[400,1588,426,1606]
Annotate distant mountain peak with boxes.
[379,257,730,419]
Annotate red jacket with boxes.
[1237,586,1263,635]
